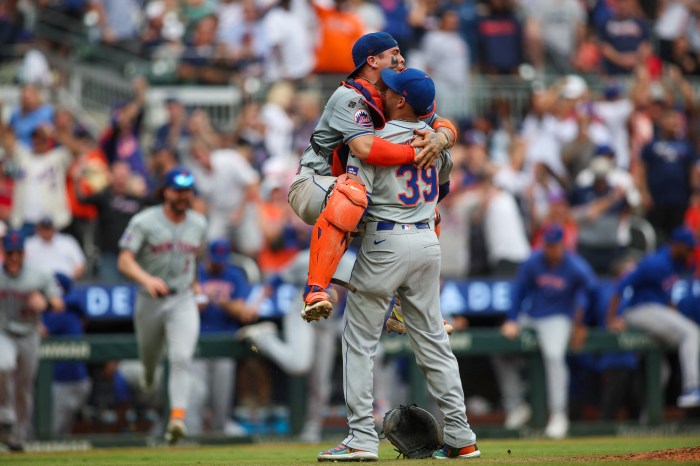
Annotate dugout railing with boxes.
[35,328,672,443]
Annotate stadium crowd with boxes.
[0,0,700,446]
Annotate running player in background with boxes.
[0,230,63,452]
[118,167,207,444]
[317,69,479,462]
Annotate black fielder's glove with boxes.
[382,404,443,459]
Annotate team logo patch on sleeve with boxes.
[354,109,373,128]
[347,165,359,175]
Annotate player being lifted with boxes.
[287,32,457,328]
[118,168,207,445]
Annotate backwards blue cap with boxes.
[349,32,399,79]
[543,224,564,244]
[3,230,25,252]
[164,167,195,191]
[670,226,697,248]
[380,68,436,116]
[208,240,231,264]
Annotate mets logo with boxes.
[347,165,359,175]
[354,109,373,128]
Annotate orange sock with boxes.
[170,408,186,421]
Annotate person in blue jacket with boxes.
[606,226,700,408]
[41,273,91,437]
[186,239,255,436]
[494,224,596,439]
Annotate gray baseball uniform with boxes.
[119,206,207,413]
[0,266,61,444]
[339,120,476,454]
[287,84,437,226]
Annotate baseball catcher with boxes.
[382,405,444,459]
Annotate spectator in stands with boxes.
[147,141,179,193]
[599,0,652,75]
[25,217,86,279]
[88,0,143,55]
[230,102,267,169]
[420,6,469,119]
[495,224,596,439]
[524,0,586,73]
[100,77,149,188]
[187,240,256,437]
[65,128,110,250]
[291,90,322,157]
[575,145,641,213]
[638,108,699,243]
[607,227,700,409]
[0,117,77,234]
[41,273,92,437]
[480,182,531,277]
[177,15,233,85]
[154,97,190,159]
[258,177,307,277]
[519,83,564,176]
[187,137,260,253]
[475,0,523,74]
[592,83,635,169]
[570,157,630,274]
[262,0,315,83]
[0,230,64,452]
[312,0,364,74]
[531,192,579,252]
[260,82,296,164]
[8,84,54,148]
[77,161,147,283]
[0,1,28,53]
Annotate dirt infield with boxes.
[600,446,700,462]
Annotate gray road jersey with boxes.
[347,120,452,224]
[299,84,438,176]
[0,265,61,335]
[119,206,207,293]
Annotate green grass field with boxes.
[4,436,700,465]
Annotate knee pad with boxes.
[323,174,367,232]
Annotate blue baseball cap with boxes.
[349,32,399,79]
[543,224,564,244]
[164,167,195,191]
[208,239,231,264]
[3,230,25,252]
[380,68,436,116]
[594,144,615,157]
[54,272,73,294]
[670,226,696,248]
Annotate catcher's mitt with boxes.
[381,404,443,459]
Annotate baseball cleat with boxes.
[544,412,569,439]
[432,443,480,459]
[164,418,186,445]
[301,291,334,322]
[317,443,378,462]
[677,388,700,408]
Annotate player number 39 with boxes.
[396,165,438,205]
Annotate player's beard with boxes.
[168,198,191,216]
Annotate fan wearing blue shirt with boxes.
[606,227,700,408]
[186,240,255,437]
[495,224,596,439]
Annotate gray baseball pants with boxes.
[187,358,235,434]
[492,314,573,415]
[341,223,476,454]
[53,379,92,436]
[0,330,40,443]
[134,291,200,412]
[624,303,700,391]
[287,167,334,226]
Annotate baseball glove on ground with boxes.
[382,404,443,459]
